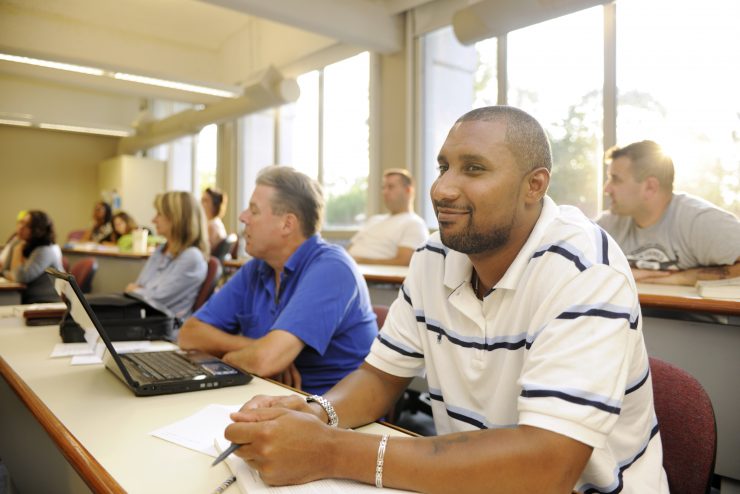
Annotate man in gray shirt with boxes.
[597,140,740,286]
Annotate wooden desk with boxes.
[0,279,25,305]
[63,246,150,294]
[0,319,408,493]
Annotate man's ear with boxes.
[643,176,661,196]
[281,212,299,235]
[523,167,550,204]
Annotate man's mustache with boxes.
[433,200,472,212]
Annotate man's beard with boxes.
[439,219,513,254]
[435,200,517,255]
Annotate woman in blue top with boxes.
[125,191,209,320]
[3,210,64,303]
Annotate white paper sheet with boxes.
[150,403,241,457]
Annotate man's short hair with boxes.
[456,106,552,173]
[605,140,674,192]
[383,168,414,187]
[256,166,325,238]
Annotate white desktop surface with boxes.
[0,318,406,493]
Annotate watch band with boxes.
[305,394,339,427]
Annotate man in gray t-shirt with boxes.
[596,140,740,286]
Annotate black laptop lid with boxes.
[46,268,141,388]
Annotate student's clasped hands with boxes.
[224,394,337,486]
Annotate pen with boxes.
[210,475,237,494]
[211,442,241,467]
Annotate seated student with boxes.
[597,140,740,285]
[178,166,377,395]
[220,107,667,493]
[201,187,228,253]
[80,201,113,243]
[101,211,138,250]
[0,210,27,271]
[125,191,208,320]
[347,168,428,266]
[3,210,64,303]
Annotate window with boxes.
[616,0,740,216]
[420,1,739,219]
[507,7,603,218]
[194,124,217,194]
[419,27,479,224]
[279,52,370,229]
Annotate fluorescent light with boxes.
[0,118,32,127]
[38,123,131,137]
[113,72,239,98]
[0,53,105,76]
[0,52,241,98]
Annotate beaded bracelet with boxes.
[375,434,390,488]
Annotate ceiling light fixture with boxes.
[0,52,241,98]
[0,118,33,127]
[112,72,239,98]
[38,123,132,137]
[0,53,105,76]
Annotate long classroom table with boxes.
[66,254,740,484]
[63,246,150,294]
[0,317,411,493]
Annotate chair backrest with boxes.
[61,256,71,273]
[372,305,389,330]
[649,356,716,494]
[211,233,238,262]
[192,256,222,311]
[66,229,87,242]
[69,257,98,294]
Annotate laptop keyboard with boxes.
[125,352,203,381]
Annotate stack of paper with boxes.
[695,277,740,300]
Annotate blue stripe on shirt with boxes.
[557,302,639,330]
[429,388,516,430]
[532,241,592,272]
[377,332,423,358]
[520,385,622,414]
[579,420,660,494]
[417,313,530,351]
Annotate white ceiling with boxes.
[0,0,440,133]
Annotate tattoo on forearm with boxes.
[430,433,470,455]
[699,266,731,279]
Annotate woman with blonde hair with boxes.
[125,191,209,319]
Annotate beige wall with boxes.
[0,126,118,243]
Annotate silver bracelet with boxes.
[375,434,389,488]
[305,394,339,427]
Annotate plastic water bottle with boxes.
[111,189,121,211]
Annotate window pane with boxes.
[420,26,478,225]
[617,0,740,216]
[323,52,370,228]
[282,71,319,178]
[195,123,217,194]
[508,7,603,217]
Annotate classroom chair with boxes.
[68,257,98,294]
[211,233,238,263]
[649,356,717,494]
[192,256,222,312]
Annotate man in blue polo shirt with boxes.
[178,166,377,395]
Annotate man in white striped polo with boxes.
[221,106,668,494]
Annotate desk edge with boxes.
[0,356,125,494]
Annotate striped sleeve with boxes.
[517,263,639,448]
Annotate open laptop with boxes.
[46,268,252,396]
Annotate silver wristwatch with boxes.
[305,394,339,427]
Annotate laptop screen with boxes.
[47,268,140,386]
